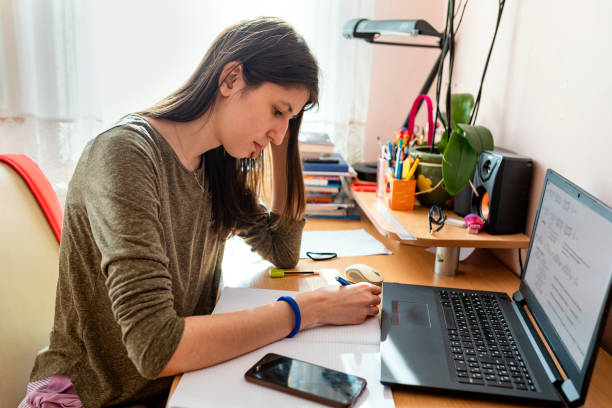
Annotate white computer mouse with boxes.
[344,264,384,286]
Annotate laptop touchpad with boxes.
[391,301,431,328]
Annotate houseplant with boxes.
[410,0,505,205]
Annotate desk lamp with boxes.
[342,19,446,127]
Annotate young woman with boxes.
[22,17,381,408]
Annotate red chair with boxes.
[0,154,62,406]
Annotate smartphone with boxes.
[244,353,367,407]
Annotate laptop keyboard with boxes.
[439,290,537,392]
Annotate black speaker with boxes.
[453,183,472,216]
[470,150,533,235]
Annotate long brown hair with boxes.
[140,17,318,235]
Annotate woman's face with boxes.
[214,80,310,159]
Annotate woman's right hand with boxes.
[295,283,382,328]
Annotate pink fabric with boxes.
[19,376,150,408]
[22,375,82,408]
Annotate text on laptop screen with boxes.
[524,181,611,370]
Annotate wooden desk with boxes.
[351,190,530,275]
[168,216,612,407]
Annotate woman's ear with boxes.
[218,62,244,96]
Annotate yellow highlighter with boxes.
[401,157,412,179]
[406,155,421,179]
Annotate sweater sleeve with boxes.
[238,202,306,268]
[83,129,183,379]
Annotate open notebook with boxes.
[168,287,393,407]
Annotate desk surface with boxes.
[168,216,611,408]
[351,190,530,248]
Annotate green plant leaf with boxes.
[442,130,478,195]
[437,134,448,154]
[458,124,494,154]
[450,93,474,129]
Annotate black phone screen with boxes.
[244,353,367,407]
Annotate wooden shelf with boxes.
[351,190,530,249]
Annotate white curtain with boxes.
[0,0,374,204]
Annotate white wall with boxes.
[453,0,612,210]
[364,0,445,159]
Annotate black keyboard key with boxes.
[443,308,456,329]
[458,377,485,385]
[455,361,468,371]
[481,356,504,365]
[487,381,513,389]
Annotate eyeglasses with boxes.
[428,205,447,234]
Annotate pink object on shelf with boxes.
[464,214,484,234]
[407,94,434,146]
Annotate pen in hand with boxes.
[336,276,351,286]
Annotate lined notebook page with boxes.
[213,287,380,345]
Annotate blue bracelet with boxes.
[277,296,301,338]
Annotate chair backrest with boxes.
[0,155,60,408]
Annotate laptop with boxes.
[380,169,612,406]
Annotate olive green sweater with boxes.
[30,114,304,407]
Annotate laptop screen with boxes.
[521,170,612,395]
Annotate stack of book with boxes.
[299,131,359,220]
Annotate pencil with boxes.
[406,155,421,179]
[282,270,319,274]
[269,269,320,278]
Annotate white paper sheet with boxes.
[213,287,380,345]
[169,341,393,408]
[168,287,393,408]
[299,229,391,259]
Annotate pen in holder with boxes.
[385,174,416,211]
[376,156,389,198]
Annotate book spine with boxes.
[302,162,349,173]
[305,186,341,193]
[306,197,333,203]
